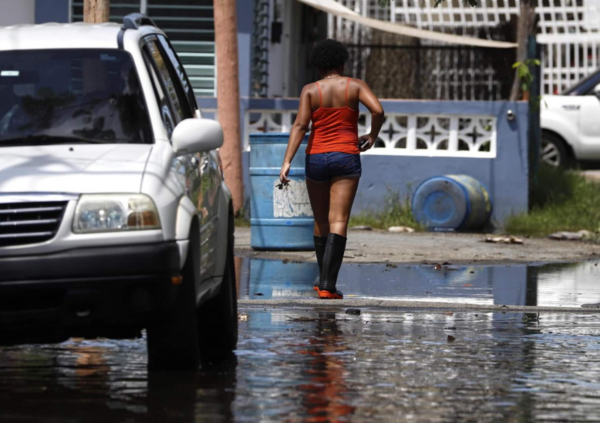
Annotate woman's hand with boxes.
[279,162,291,184]
[359,134,376,152]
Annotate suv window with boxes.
[144,38,193,126]
[0,49,153,146]
[143,49,176,137]
[563,70,600,96]
[157,35,198,113]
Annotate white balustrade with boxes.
[241,109,496,158]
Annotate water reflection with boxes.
[238,258,600,307]
[2,310,600,422]
[0,338,237,423]
[299,313,356,422]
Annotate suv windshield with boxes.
[0,49,152,146]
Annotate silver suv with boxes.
[0,14,237,369]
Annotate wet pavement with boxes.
[2,309,600,422]
[237,258,600,308]
[3,260,600,422]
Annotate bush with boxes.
[505,165,600,236]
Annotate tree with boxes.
[213,0,244,214]
[84,0,109,23]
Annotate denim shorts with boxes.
[305,152,362,183]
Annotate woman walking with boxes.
[279,39,384,299]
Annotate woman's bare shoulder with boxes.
[301,82,319,95]
[349,78,369,88]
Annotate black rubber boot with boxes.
[318,233,346,299]
[313,236,327,292]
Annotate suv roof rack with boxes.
[122,13,156,30]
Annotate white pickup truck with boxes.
[0,14,237,369]
[542,71,600,167]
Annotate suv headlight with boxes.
[73,194,161,234]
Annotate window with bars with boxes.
[71,0,215,97]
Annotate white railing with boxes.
[242,109,496,158]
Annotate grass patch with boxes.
[234,207,250,227]
[505,165,600,237]
[349,191,421,230]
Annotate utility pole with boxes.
[214,0,244,214]
[84,0,110,23]
[509,0,537,101]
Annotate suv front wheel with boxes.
[146,222,201,370]
[198,205,238,361]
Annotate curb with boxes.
[238,299,600,313]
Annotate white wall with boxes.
[0,0,36,26]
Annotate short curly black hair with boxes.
[310,39,349,71]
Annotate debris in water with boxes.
[484,236,524,245]
[350,225,372,231]
[388,226,415,233]
[447,335,456,342]
[254,293,264,296]
[549,230,594,241]
[346,308,361,316]
[238,314,249,321]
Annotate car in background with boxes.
[0,14,237,369]
[541,69,600,167]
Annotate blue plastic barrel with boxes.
[247,258,319,299]
[411,175,492,231]
[249,133,314,250]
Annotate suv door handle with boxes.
[562,105,581,110]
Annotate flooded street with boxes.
[238,258,600,308]
[2,308,600,422]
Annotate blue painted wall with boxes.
[355,100,529,227]
[199,100,529,229]
[35,0,69,23]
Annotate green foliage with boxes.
[234,207,251,227]
[349,189,421,230]
[505,165,600,237]
[512,58,541,94]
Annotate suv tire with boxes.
[542,133,571,168]
[146,224,201,370]
[198,205,238,360]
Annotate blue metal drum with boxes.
[249,134,314,250]
[411,175,492,231]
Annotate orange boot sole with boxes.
[313,286,320,293]
[318,290,343,299]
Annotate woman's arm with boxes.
[356,80,384,151]
[279,85,313,183]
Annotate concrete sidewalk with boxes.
[238,298,600,312]
[234,226,600,265]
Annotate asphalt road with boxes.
[235,227,600,265]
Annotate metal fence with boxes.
[346,43,516,100]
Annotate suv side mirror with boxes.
[172,118,224,155]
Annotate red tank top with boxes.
[306,77,360,155]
